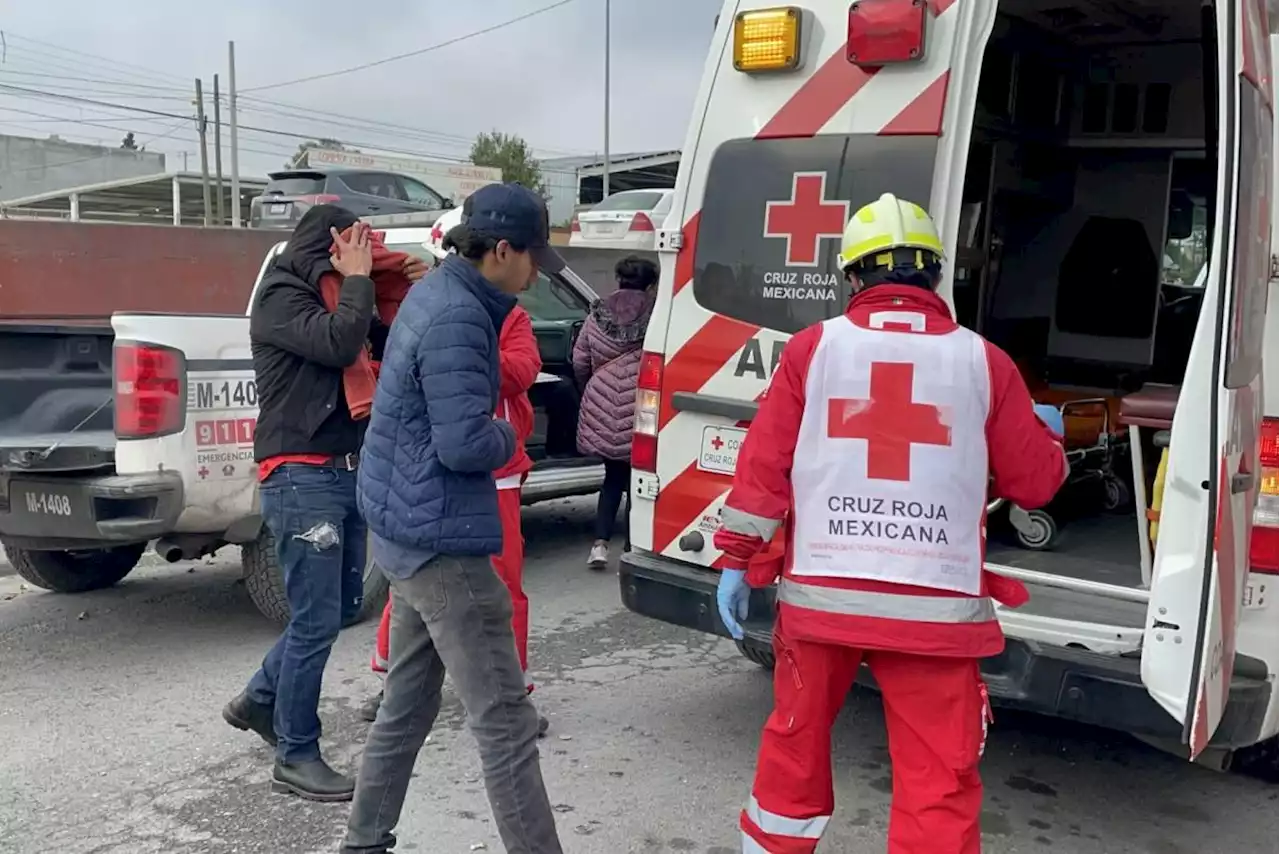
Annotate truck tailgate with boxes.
[0,322,115,472]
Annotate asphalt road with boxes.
[0,497,1275,854]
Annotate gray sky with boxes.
[0,0,721,178]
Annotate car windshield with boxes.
[591,191,664,212]
[381,243,587,323]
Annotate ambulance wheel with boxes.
[2,541,144,593]
[1015,510,1059,551]
[1102,475,1130,511]
[736,640,776,671]
[241,527,389,627]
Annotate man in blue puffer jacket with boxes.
[342,184,565,854]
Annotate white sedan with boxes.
[569,188,675,251]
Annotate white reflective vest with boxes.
[789,312,991,595]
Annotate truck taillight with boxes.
[114,342,185,440]
[847,0,928,67]
[303,194,341,205]
[629,212,655,232]
[1251,416,1279,574]
[632,352,663,472]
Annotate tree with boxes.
[470,131,547,197]
[120,132,138,150]
[287,137,356,168]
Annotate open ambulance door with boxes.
[1140,0,1274,759]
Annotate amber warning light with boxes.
[847,0,928,67]
[733,7,802,73]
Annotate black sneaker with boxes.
[222,692,277,747]
[359,690,384,723]
[270,758,355,802]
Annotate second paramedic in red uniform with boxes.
[714,194,1068,854]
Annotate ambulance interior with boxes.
[953,0,1221,626]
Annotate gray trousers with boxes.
[340,555,562,854]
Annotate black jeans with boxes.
[594,459,631,543]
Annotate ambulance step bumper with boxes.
[618,549,1272,750]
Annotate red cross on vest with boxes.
[763,172,850,267]
[826,362,952,481]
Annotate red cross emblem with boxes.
[710,435,725,450]
[198,466,210,480]
[826,362,951,481]
[763,172,850,267]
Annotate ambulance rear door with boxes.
[1140,0,1273,759]
[634,0,999,567]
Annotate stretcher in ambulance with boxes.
[619,0,1279,766]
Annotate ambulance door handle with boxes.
[1229,472,1254,494]
[671,391,758,422]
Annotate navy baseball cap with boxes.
[461,183,565,273]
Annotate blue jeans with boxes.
[245,463,366,762]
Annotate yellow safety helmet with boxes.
[836,193,945,272]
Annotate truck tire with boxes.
[241,528,389,627]
[3,542,145,593]
[736,639,776,671]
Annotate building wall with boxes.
[0,135,166,203]
[0,220,280,318]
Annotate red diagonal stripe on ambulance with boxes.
[757,45,878,139]
[672,211,702,295]
[654,462,736,555]
[659,314,760,431]
[880,72,951,136]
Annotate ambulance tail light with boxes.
[114,341,185,440]
[847,0,928,67]
[570,215,581,233]
[1250,416,1278,574]
[633,352,664,472]
[733,7,802,73]
[629,212,655,233]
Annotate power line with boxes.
[0,82,474,162]
[242,0,578,92]
[0,31,598,160]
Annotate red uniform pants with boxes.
[741,615,991,854]
[372,486,532,690]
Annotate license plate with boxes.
[265,203,290,217]
[584,222,623,237]
[1243,578,1269,610]
[21,489,74,517]
[697,425,747,476]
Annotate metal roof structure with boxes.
[574,150,681,178]
[0,170,269,226]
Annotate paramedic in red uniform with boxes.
[714,194,1068,854]
[361,236,548,733]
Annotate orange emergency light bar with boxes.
[733,6,803,73]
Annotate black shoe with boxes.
[537,715,549,738]
[359,690,384,723]
[270,758,355,802]
[222,693,277,747]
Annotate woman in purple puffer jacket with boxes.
[573,255,659,570]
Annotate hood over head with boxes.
[274,204,360,288]
[590,288,655,345]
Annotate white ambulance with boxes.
[619,1,1278,767]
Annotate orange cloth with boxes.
[318,226,413,421]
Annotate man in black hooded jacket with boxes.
[221,204,393,801]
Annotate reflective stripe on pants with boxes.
[742,611,987,854]
[778,577,996,624]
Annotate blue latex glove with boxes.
[717,569,750,640]
[1033,403,1065,438]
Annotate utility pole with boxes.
[228,41,242,227]
[213,73,225,225]
[194,78,212,226]
[602,0,611,200]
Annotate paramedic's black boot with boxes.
[359,690,384,723]
[271,758,354,802]
[222,692,277,747]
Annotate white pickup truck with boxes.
[0,228,604,623]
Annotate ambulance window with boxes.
[1223,81,1274,388]
[692,135,937,334]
